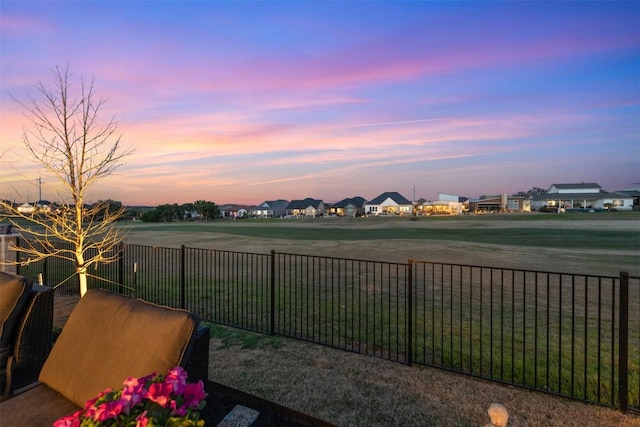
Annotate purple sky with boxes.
[1,2,638,206]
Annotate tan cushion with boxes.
[39,289,197,407]
[0,272,32,348]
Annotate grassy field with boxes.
[118,212,640,276]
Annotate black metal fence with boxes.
[17,240,639,412]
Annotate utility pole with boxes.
[38,177,42,202]
[412,185,417,216]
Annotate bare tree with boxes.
[0,66,133,296]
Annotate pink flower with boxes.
[83,387,112,409]
[165,366,187,394]
[53,411,81,427]
[124,372,155,389]
[183,381,207,409]
[94,399,124,423]
[135,410,149,427]
[147,381,173,407]
[170,400,188,417]
[54,367,205,427]
[121,380,148,411]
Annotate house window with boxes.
[507,200,519,210]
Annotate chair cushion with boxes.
[39,289,197,407]
[0,272,32,348]
[0,383,79,425]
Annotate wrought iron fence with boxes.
[17,240,639,412]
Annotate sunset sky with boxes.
[1,1,638,206]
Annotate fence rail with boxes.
[17,240,639,412]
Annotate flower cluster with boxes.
[55,367,207,427]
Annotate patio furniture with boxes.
[0,287,210,425]
[0,271,53,400]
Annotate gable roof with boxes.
[550,183,602,191]
[366,192,411,205]
[259,199,289,208]
[332,196,366,208]
[287,198,323,209]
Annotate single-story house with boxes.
[468,194,529,213]
[327,196,366,217]
[617,185,640,211]
[417,193,466,216]
[252,200,289,218]
[286,198,325,217]
[219,204,255,218]
[530,183,634,212]
[364,192,412,216]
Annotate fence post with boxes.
[180,245,186,310]
[270,249,276,336]
[619,271,629,412]
[407,257,413,366]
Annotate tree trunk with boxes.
[79,270,88,297]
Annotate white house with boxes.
[417,193,465,216]
[531,183,634,212]
[364,192,412,215]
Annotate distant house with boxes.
[364,192,412,215]
[530,183,633,212]
[286,198,325,217]
[17,203,34,214]
[468,194,528,213]
[219,204,255,218]
[417,193,466,215]
[617,185,640,211]
[327,196,366,217]
[252,200,289,218]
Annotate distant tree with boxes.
[140,209,161,222]
[155,204,181,222]
[0,66,132,296]
[94,199,123,221]
[194,200,219,221]
[513,187,547,198]
[180,203,195,220]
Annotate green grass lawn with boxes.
[126,212,640,251]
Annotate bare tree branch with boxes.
[2,65,134,295]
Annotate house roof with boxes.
[287,198,323,209]
[219,204,255,211]
[618,190,640,197]
[258,200,289,208]
[366,192,411,205]
[531,191,632,201]
[550,183,602,191]
[332,196,366,208]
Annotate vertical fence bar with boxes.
[407,258,413,366]
[270,250,275,335]
[619,271,629,412]
[43,255,48,286]
[118,242,125,294]
[180,245,186,309]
